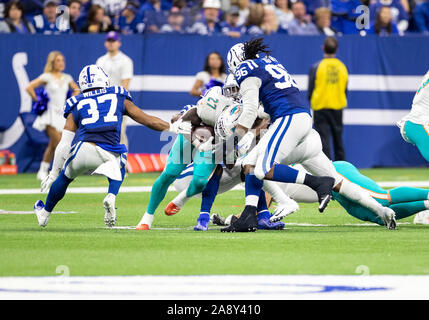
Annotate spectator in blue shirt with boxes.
[187,0,222,35]
[330,0,362,34]
[369,0,408,34]
[287,1,319,35]
[32,0,71,34]
[0,0,36,33]
[220,5,245,37]
[118,1,145,33]
[367,5,399,36]
[413,0,429,34]
[303,0,331,15]
[144,0,169,33]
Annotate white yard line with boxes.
[1,275,429,299]
[1,181,429,195]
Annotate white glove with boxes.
[41,172,57,193]
[194,136,214,152]
[235,131,255,157]
[169,118,192,135]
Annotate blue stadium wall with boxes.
[1,33,428,172]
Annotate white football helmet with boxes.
[222,74,241,101]
[78,64,110,92]
[227,43,245,73]
[215,103,243,140]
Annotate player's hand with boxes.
[194,136,214,152]
[169,118,192,135]
[235,131,255,157]
[40,173,56,193]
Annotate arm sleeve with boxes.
[237,76,262,129]
[50,130,75,178]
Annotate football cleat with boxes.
[270,202,299,222]
[103,194,116,228]
[194,219,209,231]
[34,200,50,227]
[136,224,150,230]
[221,206,257,232]
[211,213,227,226]
[414,210,429,225]
[165,202,181,216]
[258,218,285,230]
[136,212,154,230]
[379,207,397,230]
[310,176,335,213]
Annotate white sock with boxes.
[39,161,50,172]
[339,179,384,216]
[138,212,154,228]
[263,180,297,207]
[245,195,259,207]
[172,189,189,208]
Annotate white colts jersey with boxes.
[196,86,234,126]
[402,71,429,125]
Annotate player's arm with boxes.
[41,114,77,192]
[180,107,203,126]
[124,99,191,134]
[236,76,262,135]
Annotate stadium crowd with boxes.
[0,0,428,36]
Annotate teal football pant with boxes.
[146,134,216,215]
[332,161,429,225]
[404,121,429,162]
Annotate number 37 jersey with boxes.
[63,86,132,154]
[234,55,309,122]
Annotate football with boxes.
[192,125,215,143]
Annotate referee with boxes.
[308,36,348,161]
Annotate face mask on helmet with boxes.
[214,104,243,140]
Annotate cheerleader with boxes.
[26,51,80,180]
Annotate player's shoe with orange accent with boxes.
[136,224,150,230]
[136,213,154,230]
[165,202,181,216]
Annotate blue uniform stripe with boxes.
[86,66,91,84]
[262,117,286,175]
[269,115,293,170]
[63,141,83,171]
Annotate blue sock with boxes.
[200,173,221,214]
[245,173,264,207]
[257,190,268,213]
[197,212,210,222]
[107,165,125,195]
[272,164,299,183]
[45,171,73,212]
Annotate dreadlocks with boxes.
[243,38,271,61]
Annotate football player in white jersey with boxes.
[136,86,236,230]
[397,70,429,162]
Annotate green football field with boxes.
[1,168,429,277]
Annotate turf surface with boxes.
[1,169,429,277]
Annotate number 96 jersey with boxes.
[234,55,309,122]
[63,86,132,154]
